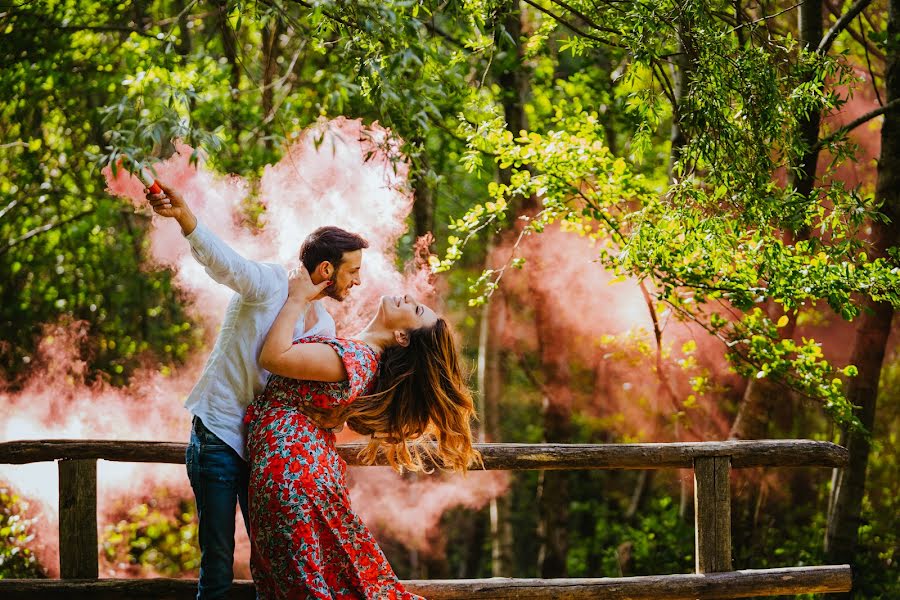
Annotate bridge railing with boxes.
[0,438,852,599]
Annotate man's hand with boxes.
[287,266,332,303]
[145,181,197,235]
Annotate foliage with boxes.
[569,494,694,577]
[430,1,900,431]
[101,498,199,577]
[0,1,206,384]
[0,487,45,579]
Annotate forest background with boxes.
[1,1,899,598]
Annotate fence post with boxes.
[694,455,732,573]
[58,458,98,579]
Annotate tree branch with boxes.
[545,0,621,35]
[423,20,465,49]
[283,0,367,34]
[651,59,678,109]
[638,279,681,409]
[49,24,163,40]
[730,1,806,33]
[521,0,615,45]
[0,209,95,257]
[811,97,900,152]
[818,0,874,54]
[0,199,18,221]
[824,0,885,61]
[859,13,884,107]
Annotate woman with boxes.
[245,266,481,600]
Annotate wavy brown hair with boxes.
[304,319,481,473]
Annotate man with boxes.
[145,181,368,599]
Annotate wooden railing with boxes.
[0,439,852,599]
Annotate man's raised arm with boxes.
[146,181,280,302]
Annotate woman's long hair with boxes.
[344,318,482,473]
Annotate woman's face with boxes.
[380,294,438,331]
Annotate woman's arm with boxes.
[259,267,345,381]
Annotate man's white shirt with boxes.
[183,221,335,459]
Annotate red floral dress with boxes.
[245,336,423,600]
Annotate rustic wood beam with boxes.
[0,565,852,598]
[0,439,849,470]
[58,459,98,579]
[694,456,732,573]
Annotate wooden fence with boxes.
[0,439,852,599]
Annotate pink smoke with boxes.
[349,468,508,555]
[103,117,427,330]
[0,321,198,576]
[491,225,736,442]
[822,67,882,189]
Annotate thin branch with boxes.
[811,97,900,152]
[638,278,682,410]
[1,209,95,257]
[0,199,18,220]
[859,13,884,107]
[486,221,534,296]
[545,0,621,35]
[50,24,162,40]
[431,118,500,158]
[731,1,806,33]
[825,0,886,61]
[651,59,678,109]
[423,19,465,49]
[285,0,366,34]
[818,0,874,54]
[521,0,614,45]
[152,10,215,27]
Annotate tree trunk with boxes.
[262,19,282,125]
[175,0,192,56]
[824,1,900,590]
[131,0,147,31]
[536,392,573,578]
[791,0,824,200]
[411,140,436,240]
[669,33,690,180]
[478,247,514,576]
[496,0,534,211]
[216,0,241,93]
[483,0,533,576]
[461,508,487,578]
[533,279,573,578]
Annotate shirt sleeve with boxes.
[184,221,281,303]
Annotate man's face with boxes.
[325,249,362,301]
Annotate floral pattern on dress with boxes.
[245,336,424,600]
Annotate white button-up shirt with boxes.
[183,221,335,459]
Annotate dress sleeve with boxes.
[275,337,377,410]
[311,338,377,406]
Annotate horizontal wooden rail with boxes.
[0,566,852,599]
[0,439,848,469]
[0,439,851,598]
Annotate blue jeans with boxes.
[186,416,251,600]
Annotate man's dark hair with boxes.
[300,226,369,273]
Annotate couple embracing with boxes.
[146,182,480,600]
